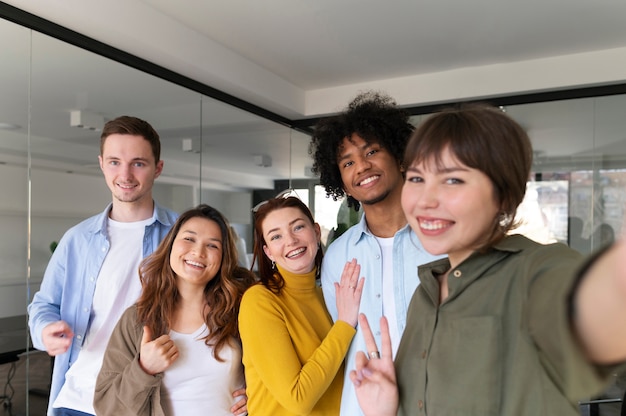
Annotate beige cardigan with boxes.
[94,305,164,416]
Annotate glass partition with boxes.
[0,15,30,413]
[506,97,626,254]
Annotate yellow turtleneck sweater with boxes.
[239,265,356,416]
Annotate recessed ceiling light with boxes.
[0,123,21,130]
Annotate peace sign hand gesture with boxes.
[349,314,398,416]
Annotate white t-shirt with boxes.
[54,217,152,413]
[375,235,401,357]
[161,324,246,415]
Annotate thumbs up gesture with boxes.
[139,325,179,375]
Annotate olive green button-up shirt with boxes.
[395,234,616,416]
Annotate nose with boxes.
[285,232,298,246]
[119,163,133,180]
[416,183,439,209]
[192,242,207,257]
[354,155,372,173]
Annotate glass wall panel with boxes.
[0,16,31,413]
[504,97,626,257]
[24,28,204,416]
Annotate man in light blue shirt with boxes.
[28,116,178,416]
[309,92,442,416]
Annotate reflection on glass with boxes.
[515,179,569,245]
[0,17,31,413]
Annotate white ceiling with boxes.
[2,0,626,191]
[6,0,626,117]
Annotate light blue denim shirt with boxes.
[27,201,178,416]
[321,214,443,416]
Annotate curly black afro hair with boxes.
[308,91,414,211]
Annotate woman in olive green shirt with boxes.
[350,104,626,416]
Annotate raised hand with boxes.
[139,325,179,375]
[334,258,365,327]
[349,314,398,416]
[42,321,74,356]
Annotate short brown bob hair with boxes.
[403,103,533,248]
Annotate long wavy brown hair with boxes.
[136,204,256,360]
[251,196,323,294]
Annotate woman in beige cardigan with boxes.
[95,204,255,416]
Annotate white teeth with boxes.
[185,260,205,268]
[420,221,448,231]
[359,175,379,186]
[287,247,306,258]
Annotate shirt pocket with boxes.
[428,315,502,415]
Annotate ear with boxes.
[314,223,321,243]
[98,155,104,171]
[262,245,273,262]
[154,160,164,178]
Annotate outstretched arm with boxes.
[574,239,626,364]
[349,314,398,416]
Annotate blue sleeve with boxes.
[321,243,344,322]
[27,232,69,350]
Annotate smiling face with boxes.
[170,216,223,289]
[261,207,321,275]
[337,133,404,207]
[401,146,501,268]
[99,133,163,205]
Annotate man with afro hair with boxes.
[309,91,441,416]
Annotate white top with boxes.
[375,235,400,357]
[161,324,246,416]
[54,217,152,413]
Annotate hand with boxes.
[335,258,365,327]
[42,321,73,356]
[230,387,248,415]
[349,314,398,416]
[139,326,179,375]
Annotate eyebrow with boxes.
[265,217,305,236]
[337,141,374,162]
[407,165,470,174]
[180,229,222,243]
[104,156,151,163]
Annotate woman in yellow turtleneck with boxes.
[239,196,364,415]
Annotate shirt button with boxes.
[376,293,381,298]
[76,334,82,340]
[83,308,89,312]
[418,400,424,409]
[453,270,462,278]
[375,254,380,259]
[101,247,106,252]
